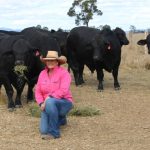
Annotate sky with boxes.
[0,0,150,31]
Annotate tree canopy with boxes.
[67,0,102,27]
[129,25,136,33]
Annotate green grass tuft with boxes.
[29,104,41,118]
[29,103,101,118]
[69,106,101,117]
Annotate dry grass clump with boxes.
[145,64,150,70]
[0,93,7,105]
[144,58,150,70]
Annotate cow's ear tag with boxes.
[108,45,111,50]
[35,50,40,56]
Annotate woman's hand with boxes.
[40,102,45,111]
[40,96,50,111]
[45,96,50,101]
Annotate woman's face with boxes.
[45,59,58,69]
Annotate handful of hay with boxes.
[14,65,28,81]
[14,65,27,75]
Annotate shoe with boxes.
[41,134,54,140]
[59,117,67,126]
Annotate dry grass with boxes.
[0,33,150,150]
[121,33,150,69]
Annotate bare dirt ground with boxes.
[0,66,150,150]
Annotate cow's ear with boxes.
[30,47,41,56]
[107,44,111,50]
[35,50,40,56]
[137,40,147,46]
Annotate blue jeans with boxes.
[40,97,73,138]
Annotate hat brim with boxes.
[41,56,67,65]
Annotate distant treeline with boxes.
[131,29,150,33]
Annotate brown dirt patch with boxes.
[0,66,150,150]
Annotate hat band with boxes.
[45,56,58,59]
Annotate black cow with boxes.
[0,34,35,110]
[21,27,60,55]
[67,26,100,85]
[51,30,69,57]
[20,27,61,100]
[0,27,61,104]
[0,28,61,110]
[137,34,150,54]
[67,26,129,90]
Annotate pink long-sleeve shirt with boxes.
[35,66,73,105]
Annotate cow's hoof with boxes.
[97,89,104,92]
[27,96,34,101]
[15,105,23,108]
[8,107,15,112]
[79,81,85,85]
[77,84,83,87]
[78,85,83,87]
[114,87,121,90]
[27,99,35,103]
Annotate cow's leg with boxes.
[78,64,85,85]
[0,84,1,94]
[15,88,24,108]
[12,76,26,107]
[2,77,15,111]
[112,66,120,90]
[96,68,104,91]
[27,80,37,103]
[68,53,80,85]
[15,83,26,107]
[27,83,34,102]
[67,64,71,72]
[72,69,80,86]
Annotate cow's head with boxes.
[92,31,115,62]
[12,39,35,66]
[137,34,150,54]
[114,27,129,46]
[92,33,104,62]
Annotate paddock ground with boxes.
[0,65,150,150]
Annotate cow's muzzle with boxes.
[93,56,103,62]
[15,60,25,66]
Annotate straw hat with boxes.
[41,51,67,65]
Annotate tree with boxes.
[129,25,136,33]
[57,28,63,32]
[36,25,42,29]
[98,24,111,30]
[67,0,102,27]
[43,26,49,31]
